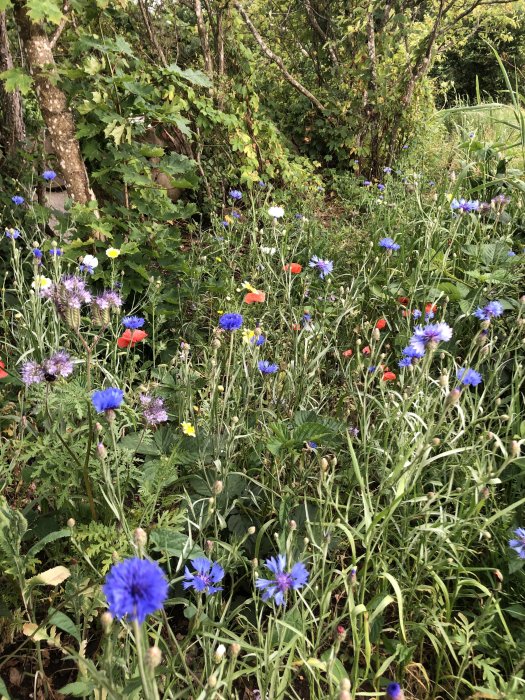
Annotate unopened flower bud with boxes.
[133,527,147,548]
[481,530,491,540]
[97,442,107,460]
[205,540,214,553]
[445,388,461,406]
[371,328,380,342]
[247,526,256,535]
[289,519,297,530]
[432,437,440,446]
[510,441,520,458]
[208,674,217,689]
[211,338,221,349]
[336,625,347,642]
[67,518,76,528]
[481,486,490,499]
[252,558,258,568]
[214,644,226,663]
[520,295,525,305]
[493,569,503,582]
[230,642,241,658]
[101,611,113,633]
[95,422,103,432]
[320,457,329,471]
[340,678,351,691]
[331,456,338,467]
[232,416,239,424]
[212,480,223,495]
[146,646,162,669]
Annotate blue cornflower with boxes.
[49,248,62,256]
[425,311,435,321]
[5,228,20,239]
[456,367,482,387]
[377,183,385,191]
[43,170,57,181]
[258,180,266,187]
[409,322,453,354]
[378,237,400,251]
[450,198,480,213]
[228,189,242,201]
[92,387,124,413]
[307,441,318,449]
[222,220,229,227]
[473,301,504,321]
[386,683,404,700]
[398,357,412,368]
[219,313,243,331]
[103,557,168,623]
[255,554,309,606]
[383,167,392,174]
[402,345,425,359]
[428,181,435,187]
[412,309,422,319]
[258,360,279,374]
[295,213,304,219]
[232,211,241,219]
[309,256,333,279]
[508,250,516,257]
[11,195,24,205]
[509,528,525,559]
[251,334,266,346]
[368,366,377,373]
[183,557,224,594]
[363,180,372,186]
[122,316,145,329]
[33,248,43,259]
[303,313,312,323]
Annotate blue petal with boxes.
[191,557,211,575]
[291,562,309,589]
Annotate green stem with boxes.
[132,619,153,700]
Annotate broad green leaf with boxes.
[0,68,33,96]
[26,0,63,24]
[48,608,81,642]
[26,529,71,560]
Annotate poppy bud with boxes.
[97,442,107,459]
[510,441,520,458]
[134,527,147,548]
[67,518,76,528]
[212,480,224,495]
[247,526,256,535]
[230,642,241,657]
[445,388,461,406]
[336,625,347,641]
[372,328,380,342]
[289,519,297,530]
[208,674,217,689]
[101,611,113,633]
[321,457,329,471]
[211,338,221,349]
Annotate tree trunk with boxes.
[0,10,26,156]
[12,0,92,204]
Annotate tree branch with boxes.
[233,0,326,114]
[137,0,168,67]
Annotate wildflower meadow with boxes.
[1,2,525,699]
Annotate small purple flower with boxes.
[140,394,168,425]
[44,351,74,378]
[222,220,229,227]
[183,557,224,595]
[11,195,24,205]
[383,167,392,174]
[309,256,333,279]
[456,367,482,387]
[379,237,400,251]
[508,250,516,257]
[251,334,266,346]
[43,170,57,181]
[412,309,422,319]
[5,228,20,239]
[492,194,510,207]
[258,180,266,187]
[363,180,372,186]
[94,290,122,311]
[122,316,145,329]
[60,275,92,307]
[425,310,435,321]
[92,387,124,413]
[509,528,525,559]
[103,557,168,623]
[258,360,279,375]
[228,189,242,201]
[349,426,359,437]
[255,554,309,606]
[409,322,453,354]
[377,183,385,192]
[219,313,243,331]
[232,211,241,219]
[473,301,504,321]
[402,345,425,359]
[386,683,404,700]
[307,441,318,449]
[21,361,45,386]
[33,248,43,259]
[49,247,62,257]
[398,357,412,368]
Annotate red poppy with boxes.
[375,318,387,330]
[283,263,302,274]
[402,309,409,318]
[244,291,266,304]
[362,346,371,355]
[0,360,7,379]
[382,371,396,381]
[292,323,301,331]
[117,329,148,348]
[398,296,410,306]
[342,349,353,357]
[425,303,437,314]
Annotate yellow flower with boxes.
[32,275,52,290]
[242,329,255,344]
[224,215,233,224]
[242,281,257,293]
[445,193,453,203]
[181,421,196,437]
[106,247,120,259]
[215,257,222,262]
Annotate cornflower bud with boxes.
[67,518,76,528]
[146,646,162,669]
[212,480,224,495]
[230,642,241,658]
[101,611,113,633]
[247,526,256,535]
[133,527,147,549]
[445,388,461,406]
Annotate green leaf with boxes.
[0,0,12,10]
[26,529,71,560]
[48,608,81,642]
[165,63,212,88]
[0,675,12,700]
[0,68,33,96]
[58,682,96,697]
[150,528,203,559]
[26,0,63,24]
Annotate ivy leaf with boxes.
[26,0,63,24]
[0,68,33,96]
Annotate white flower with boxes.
[214,644,226,662]
[82,254,99,269]
[261,246,277,255]
[268,206,284,219]
[32,275,52,290]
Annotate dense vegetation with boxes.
[1,1,525,699]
